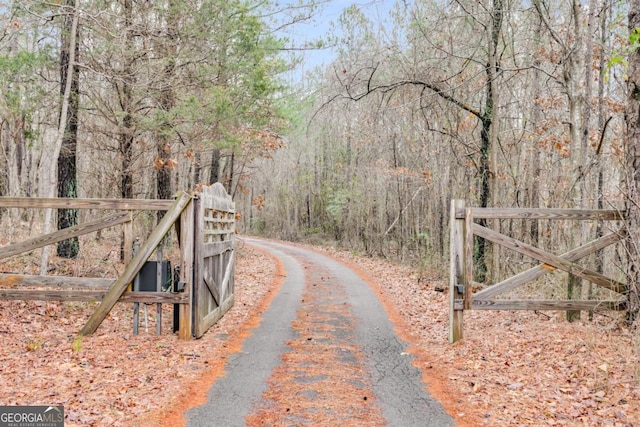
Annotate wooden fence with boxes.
[0,183,235,340]
[450,199,627,343]
[192,184,236,338]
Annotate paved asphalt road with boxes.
[186,238,453,426]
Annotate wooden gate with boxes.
[192,183,236,338]
[449,200,627,343]
[0,183,236,340]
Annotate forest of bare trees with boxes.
[243,0,631,298]
[4,0,640,316]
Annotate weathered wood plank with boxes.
[456,207,623,221]
[154,247,163,336]
[219,249,235,302]
[204,229,235,236]
[204,216,235,223]
[193,195,205,338]
[0,289,106,301]
[0,197,174,210]
[0,289,188,303]
[473,224,626,293]
[464,208,473,310]
[199,183,235,212]
[196,295,234,338]
[456,299,626,311]
[203,240,234,258]
[0,212,131,260]
[0,274,114,289]
[473,230,626,299]
[203,265,220,306]
[178,199,195,340]
[449,200,465,343]
[123,220,133,264]
[80,192,193,336]
[119,292,188,304]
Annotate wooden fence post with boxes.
[464,207,474,310]
[178,197,195,340]
[450,199,465,343]
[123,216,133,265]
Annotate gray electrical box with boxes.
[136,261,171,292]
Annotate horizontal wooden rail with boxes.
[204,229,235,237]
[456,299,626,311]
[0,274,114,289]
[0,197,175,210]
[0,289,106,301]
[203,241,234,258]
[0,289,188,303]
[119,291,189,304]
[455,207,623,221]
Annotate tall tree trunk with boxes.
[595,1,612,286]
[475,0,503,282]
[0,119,7,223]
[118,0,134,261]
[626,0,640,321]
[210,148,221,183]
[567,0,590,322]
[530,10,543,246]
[57,0,80,259]
[535,0,586,321]
[156,1,178,222]
[194,150,202,184]
[582,0,600,319]
[40,0,79,274]
[226,150,234,194]
[120,0,134,200]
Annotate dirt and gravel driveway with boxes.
[1,235,638,426]
[186,238,453,426]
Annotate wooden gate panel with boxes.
[193,184,236,338]
[449,200,626,343]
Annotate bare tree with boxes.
[57,0,80,258]
[40,0,79,273]
[626,0,640,321]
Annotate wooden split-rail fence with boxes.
[450,199,627,343]
[0,183,235,340]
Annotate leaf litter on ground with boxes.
[0,237,638,426]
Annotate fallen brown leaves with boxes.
[1,237,639,426]
[316,245,640,427]
[0,240,279,427]
[246,259,386,426]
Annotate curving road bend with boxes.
[186,238,453,427]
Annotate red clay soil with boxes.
[327,252,483,426]
[1,236,638,426]
[317,246,640,426]
[246,259,387,426]
[140,243,288,427]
